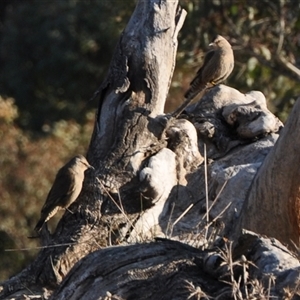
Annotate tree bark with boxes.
[1,0,300,299]
[48,232,300,300]
[234,97,300,246]
[0,0,187,298]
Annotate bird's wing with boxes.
[41,168,76,213]
[190,50,215,83]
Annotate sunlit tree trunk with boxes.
[0,0,187,297]
[234,97,300,246]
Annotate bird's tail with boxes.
[34,218,46,233]
[172,84,208,118]
[184,76,207,101]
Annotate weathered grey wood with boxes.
[48,232,299,299]
[1,1,300,299]
[0,0,187,298]
[156,85,281,245]
[3,233,300,299]
[183,84,283,159]
[50,239,213,300]
[234,97,300,246]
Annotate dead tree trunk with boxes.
[0,0,187,298]
[234,97,300,246]
[1,0,300,299]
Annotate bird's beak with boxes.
[84,162,94,170]
[208,42,215,48]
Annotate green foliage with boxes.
[0,0,135,131]
[1,0,299,128]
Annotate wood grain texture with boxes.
[235,97,300,246]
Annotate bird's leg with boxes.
[204,81,217,90]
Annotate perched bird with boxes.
[172,35,234,117]
[34,155,94,232]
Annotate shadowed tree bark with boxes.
[1,0,300,299]
[234,96,300,245]
[0,0,188,297]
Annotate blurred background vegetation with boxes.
[0,0,299,280]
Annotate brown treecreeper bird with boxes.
[34,155,94,232]
[172,35,234,117]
